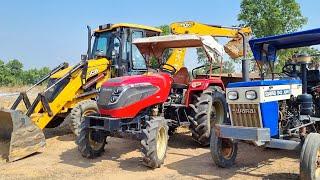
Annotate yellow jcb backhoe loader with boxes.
[0,23,161,162]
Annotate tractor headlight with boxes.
[112,87,122,95]
[245,90,257,100]
[228,91,238,100]
[109,95,119,104]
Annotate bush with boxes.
[0,59,51,86]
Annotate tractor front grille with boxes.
[229,104,262,128]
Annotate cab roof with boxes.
[249,28,320,62]
[94,23,162,33]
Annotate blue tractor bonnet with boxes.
[249,28,320,62]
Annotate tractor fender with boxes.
[185,78,225,106]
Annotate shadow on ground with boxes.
[59,137,150,171]
[168,130,203,149]
[165,143,299,179]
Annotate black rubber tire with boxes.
[66,100,98,136]
[300,133,320,180]
[77,118,106,158]
[210,128,238,168]
[190,86,228,146]
[141,117,169,169]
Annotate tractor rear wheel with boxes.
[190,86,228,146]
[210,129,238,168]
[141,117,169,168]
[77,119,106,158]
[300,133,320,180]
[67,100,98,136]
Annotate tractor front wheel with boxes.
[210,129,238,168]
[300,133,320,180]
[77,119,106,158]
[141,117,169,168]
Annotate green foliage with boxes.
[238,0,307,38]
[238,0,312,71]
[196,48,235,73]
[0,59,51,86]
[157,25,170,35]
[275,47,320,72]
[22,67,51,85]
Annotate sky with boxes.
[0,0,319,69]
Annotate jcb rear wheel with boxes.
[77,119,106,158]
[191,86,228,146]
[67,100,98,136]
[141,117,169,168]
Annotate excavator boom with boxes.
[165,21,252,70]
[170,21,251,37]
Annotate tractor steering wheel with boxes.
[282,63,299,77]
[159,64,177,75]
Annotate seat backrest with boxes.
[173,67,190,85]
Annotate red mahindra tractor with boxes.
[76,34,228,168]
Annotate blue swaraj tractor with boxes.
[210,28,320,180]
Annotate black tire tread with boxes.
[77,119,106,159]
[300,133,320,180]
[67,100,98,136]
[190,86,227,146]
[141,117,168,169]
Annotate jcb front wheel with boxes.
[67,100,98,136]
[77,119,106,158]
[141,117,169,168]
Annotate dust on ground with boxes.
[0,127,299,180]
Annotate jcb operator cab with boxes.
[89,23,162,76]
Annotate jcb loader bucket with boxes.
[0,109,45,162]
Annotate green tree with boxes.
[22,67,51,85]
[157,25,170,35]
[196,48,235,73]
[0,59,51,86]
[238,0,310,72]
[238,0,307,38]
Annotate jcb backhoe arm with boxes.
[165,21,252,71]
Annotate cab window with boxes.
[131,31,147,70]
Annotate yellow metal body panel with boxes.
[165,48,186,71]
[95,23,162,33]
[50,66,72,79]
[27,22,162,130]
[170,21,252,37]
[164,21,252,71]
[32,57,110,129]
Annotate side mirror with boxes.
[81,54,87,61]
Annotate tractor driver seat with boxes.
[172,67,190,89]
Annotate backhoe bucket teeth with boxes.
[0,109,45,162]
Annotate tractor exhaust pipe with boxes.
[239,32,249,82]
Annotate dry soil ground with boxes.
[0,87,300,180]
